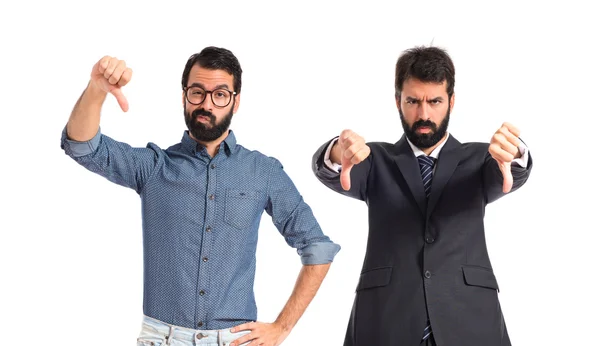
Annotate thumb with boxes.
[497,160,513,193]
[340,160,354,191]
[110,87,129,112]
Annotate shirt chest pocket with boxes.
[224,189,262,230]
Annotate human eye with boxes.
[214,90,227,99]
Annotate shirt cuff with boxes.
[323,137,342,173]
[511,139,529,168]
[297,242,341,265]
[61,127,102,158]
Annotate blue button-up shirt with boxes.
[60,128,340,330]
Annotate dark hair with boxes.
[395,46,455,99]
[181,46,242,93]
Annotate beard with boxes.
[400,105,450,149]
[184,104,234,142]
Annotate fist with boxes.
[337,129,370,191]
[489,122,522,193]
[90,56,133,112]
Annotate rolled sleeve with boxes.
[266,158,341,264]
[61,126,101,158]
[297,241,341,265]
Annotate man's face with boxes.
[397,78,454,149]
[183,65,240,142]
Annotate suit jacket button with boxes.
[425,236,434,244]
[424,270,432,278]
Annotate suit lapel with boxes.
[426,134,462,218]
[394,136,427,216]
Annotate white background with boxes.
[1,0,598,345]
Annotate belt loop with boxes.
[165,325,175,345]
[217,330,222,345]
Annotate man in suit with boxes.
[311,46,532,346]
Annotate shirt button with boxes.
[424,270,432,279]
[211,164,216,169]
[199,290,205,296]
[425,236,434,244]
[206,226,212,232]
[197,321,203,327]
[203,257,209,262]
[209,194,215,200]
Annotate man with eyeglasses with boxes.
[60,46,340,346]
[311,46,533,346]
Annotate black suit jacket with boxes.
[312,134,532,346]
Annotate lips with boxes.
[196,115,211,123]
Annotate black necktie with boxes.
[418,155,436,342]
[418,155,436,198]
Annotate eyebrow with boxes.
[188,82,231,90]
[406,96,445,102]
[428,97,444,102]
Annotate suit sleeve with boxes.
[482,139,533,204]
[311,137,372,202]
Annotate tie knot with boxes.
[418,155,436,168]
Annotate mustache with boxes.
[412,120,437,131]
[191,108,215,120]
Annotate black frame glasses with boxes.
[183,86,237,108]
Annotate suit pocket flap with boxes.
[462,266,499,291]
[356,267,392,291]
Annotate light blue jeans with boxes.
[137,316,251,346]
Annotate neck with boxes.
[420,132,448,156]
[190,130,230,157]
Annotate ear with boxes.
[182,91,186,107]
[449,93,455,112]
[395,95,401,111]
[233,93,241,114]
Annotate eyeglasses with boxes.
[184,86,237,108]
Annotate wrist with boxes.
[273,319,292,333]
[85,80,108,101]
[330,141,342,165]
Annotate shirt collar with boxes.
[181,130,237,156]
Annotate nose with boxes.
[198,93,213,111]
[417,102,430,121]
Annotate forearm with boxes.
[483,151,532,203]
[312,139,371,201]
[274,263,331,332]
[66,81,107,141]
